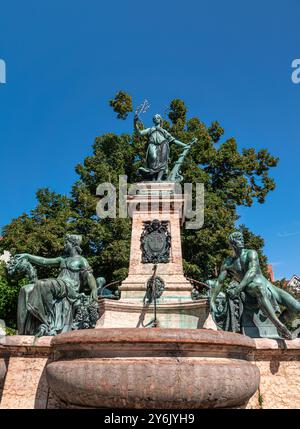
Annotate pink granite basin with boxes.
[46,328,260,409]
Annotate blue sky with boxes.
[0,0,299,279]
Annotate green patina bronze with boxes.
[145,276,165,305]
[210,231,300,339]
[10,234,103,337]
[134,113,196,182]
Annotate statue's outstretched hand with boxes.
[185,138,197,149]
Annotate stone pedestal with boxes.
[97,182,205,329]
[121,182,192,301]
[96,298,209,329]
[0,336,56,409]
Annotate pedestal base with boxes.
[96,298,209,329]
[241,308,281,339]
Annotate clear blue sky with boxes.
[0,0,299,279]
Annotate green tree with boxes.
[0,92,279,327]
[2,189,74,256]
[0,262,21,329]
[274,278,288,289]
[109,90,133,120]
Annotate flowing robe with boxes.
[138,126,175,179]
[18,258,91,336]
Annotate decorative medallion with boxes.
[145,276,165,303]
[140,219,171,264]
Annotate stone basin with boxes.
[46,328,260,409]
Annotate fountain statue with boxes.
[209,231,300,340]
[8,234,103,336]
[9,104,299,409]
[134,107,196,182]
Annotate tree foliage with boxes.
[109,90,133,120]
[0,92,279,326]
[0,262,21,329]
[274,278,288,289]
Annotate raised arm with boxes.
[173,138,189,148]
[134,115,151,137]
[16,253,62,267]
[170,132,197,149]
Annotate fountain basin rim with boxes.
[51,328,256,350]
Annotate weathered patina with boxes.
[210,232,300,339]
[134,112,196,182]
[10,234,102,336]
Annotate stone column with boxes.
[120,182,192,302]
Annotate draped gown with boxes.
[18,257,92,336]
[138,126,175,179]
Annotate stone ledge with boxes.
[51,328,256,350]
[99,298,208,312]
[0,336,53,357]
[254,337,300,349]
[1,333,299,355]
[253,338,300,360]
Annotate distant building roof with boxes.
[287,275,300,291]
